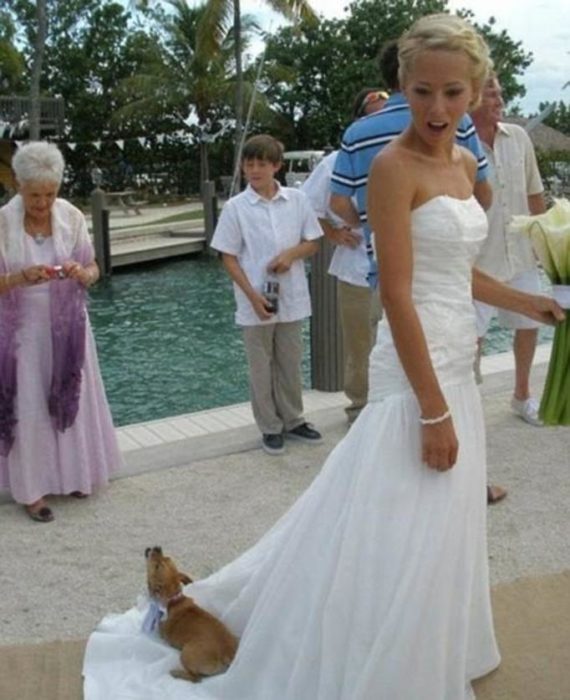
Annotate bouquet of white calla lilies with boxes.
[510,198,570,425]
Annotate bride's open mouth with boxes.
[427,121,449,133]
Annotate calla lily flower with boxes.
[510,198,570,425]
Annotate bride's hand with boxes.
[523,294,565,326]
[422,419,459,472]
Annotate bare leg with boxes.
[513,328,538,401]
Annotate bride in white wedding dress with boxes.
[83,14,564,700]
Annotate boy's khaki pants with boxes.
[337,280,382,423]
[242,320,305,435]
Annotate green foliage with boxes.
[115,0,243,129]
[533,102,570,194]
[458,11,532,104]
[198,0,316,59]
[0,10,25,93]
[113,0,265,191]
[542,101,570,136]
[535,149,570,192]
[1,0,545,192]
[258,0,533,149]
[0,44,25,94]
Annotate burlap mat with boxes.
[473,570,570,700]
[0,638,85,700]
[1,571,568,700]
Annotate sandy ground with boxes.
[0,364,568,647]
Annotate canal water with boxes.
[89,257,554,427]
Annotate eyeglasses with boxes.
[359,90,390,115]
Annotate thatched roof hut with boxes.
[506,116,570,152]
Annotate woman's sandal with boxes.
[70,491,88,499]
[487,484,507,505]
[25,504,54,523]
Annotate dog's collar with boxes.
[166,591,184,609]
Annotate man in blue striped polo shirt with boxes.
[330,40,492,288]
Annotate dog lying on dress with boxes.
[144,546,238,682]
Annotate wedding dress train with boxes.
[84,195,500,700]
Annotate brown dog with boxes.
[145,546,238,682]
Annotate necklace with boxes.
[24,218,51,245]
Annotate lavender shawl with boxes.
[0,195,94,455]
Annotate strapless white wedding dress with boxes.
[84,196,500,700]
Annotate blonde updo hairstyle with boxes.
[398,13,493,109]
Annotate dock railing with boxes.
[0,96,65,135]
[91,187,112,278]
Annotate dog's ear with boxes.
[179,573,193,585]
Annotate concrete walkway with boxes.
[84,201,204,232]
[0,345,567,650]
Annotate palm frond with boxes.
[264,0,317,23]
[197,0,234,58]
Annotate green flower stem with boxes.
[560,321,570,424]
[539,317,570,425]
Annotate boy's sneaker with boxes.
[511,396,543,426]
[262,433,285,455]
[286,422,322,443]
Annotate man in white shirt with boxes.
[302,89,388,423]
[471,75,547,426]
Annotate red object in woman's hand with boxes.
[45,265,66,280]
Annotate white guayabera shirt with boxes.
[211,182,323,327]
[476,122,544,281]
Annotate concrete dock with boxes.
[85,202,207,267]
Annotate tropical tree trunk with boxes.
[233,0,243,169]
[29,0,47,141]
[199,140,210,194]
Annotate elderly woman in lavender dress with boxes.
[0,142,123,523]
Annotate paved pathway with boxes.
[0,346,568,648]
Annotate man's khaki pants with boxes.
[337,280,382,422]
[242,320,305,435]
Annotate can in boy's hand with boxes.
[262,280,280,313]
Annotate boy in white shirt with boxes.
[211,135,323,455]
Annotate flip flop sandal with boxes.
[70,491,89,499]
[26,505,54,523]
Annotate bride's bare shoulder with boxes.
[370,139,417,196]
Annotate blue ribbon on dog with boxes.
[142,599,165,634]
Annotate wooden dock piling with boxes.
[309,238,343,391]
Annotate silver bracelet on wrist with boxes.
[420,409,451,426]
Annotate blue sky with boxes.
[238,0,570,116]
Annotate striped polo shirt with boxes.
[331,92,489,284]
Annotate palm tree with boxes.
[198,0,316,166]
[130,0,316,178]
[116,0,258,193]
[0,13,25,94]
[29,0,47,140]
